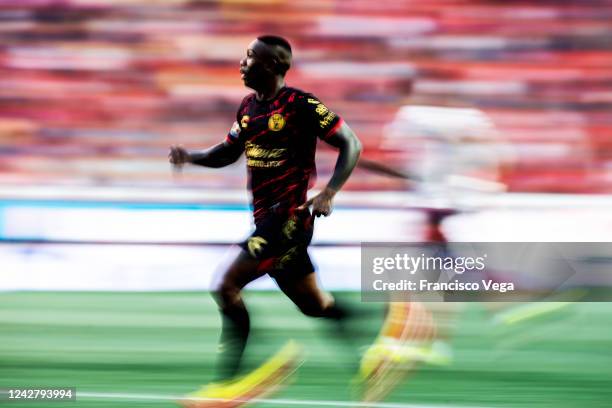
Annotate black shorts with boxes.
[239,209,315,280]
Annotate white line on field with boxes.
[77,391,485,408]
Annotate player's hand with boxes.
[297,187,336,217]
[168,145,191,167]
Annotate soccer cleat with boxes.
[179,340,303,408]
[358,338,452,380]
[355,302,451,402]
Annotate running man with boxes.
[169,35,362,407]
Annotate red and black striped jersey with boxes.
[225,86,343,225]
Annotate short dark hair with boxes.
[257,35,292,54]
[257,35,292,75]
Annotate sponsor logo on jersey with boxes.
[245,141,287,168]
[315,104,329,116]
[247,159,285,168]
[320,111,336,128]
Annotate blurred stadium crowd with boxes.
[0,0,611,193]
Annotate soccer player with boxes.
[356,105,507,402]
[169,35,362,407]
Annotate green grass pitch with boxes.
[1,291,611,407]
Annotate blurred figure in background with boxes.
[362,103,506,237]
[356,104,507,402]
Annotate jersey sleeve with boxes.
[296,92,343,141]
[224,95,251,147]
[224,120,243,146]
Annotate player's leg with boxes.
[274,271,347,320]
[212,248,266,380]
[182,248,303,408]
[274,269,363,369]
[271,209,348,320]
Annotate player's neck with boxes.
[254,78,285,102]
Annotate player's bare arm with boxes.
[357,158,416,181]
[168,141,243,169]
[298,122,362,217]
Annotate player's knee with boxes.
[298,303,326,317]
[297,297,334,318]
[213,281,242,309]
[298,293,335,317]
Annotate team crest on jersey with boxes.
[240,115,250,128]
[268,113,286,132]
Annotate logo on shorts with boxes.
[283,218,297,240]
[247,236,268,258]
[276,246,298,269]
[268,113,285,132]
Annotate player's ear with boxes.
[270,57,288,75]
[271,58,281,74]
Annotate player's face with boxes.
[240,40,275,89]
